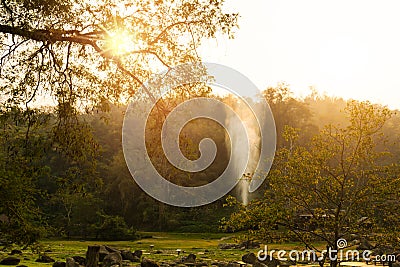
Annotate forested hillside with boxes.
[1,84,399,245]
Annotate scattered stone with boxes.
[184,254,196,263]
[121,251,135,262]
[141,257,160,267]
[53,261,66,267]
[239,241,261,249]
[279,261,292,267]
[66,257,78,267]
[356,239,374,250]
[0,257,21,265]
[218,244,237,250]
[72,256,86,265]
[10,250,22,255]
[99,245,111,262]
[36,255,55,263]
[227,262,240,267]
[103,252,123,267]
[123,259,133,266]
[105,246,121,254]
[257,254,279,267]
[253,261,267,267]
[133,250,143,259]
[132,256,141,262]
[242,253,257,264]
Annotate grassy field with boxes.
[0,232,324,267]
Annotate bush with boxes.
[95,214,137,241]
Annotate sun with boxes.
[105,30,132,56]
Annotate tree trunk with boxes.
[86,245,100,267]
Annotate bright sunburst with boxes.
[105,30,132,56]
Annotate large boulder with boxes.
[103,252,122,267]
[53,261,66,267]
[0,257,21,265]
[141,257,160,267]
[242,253,257,264]
[36,255,55,263]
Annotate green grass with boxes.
[0,232,326,267]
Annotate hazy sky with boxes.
[199,0,400,109]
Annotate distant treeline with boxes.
[1,83,399,245]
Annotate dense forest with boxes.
[1,83,399,246]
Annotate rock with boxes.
[141,257,160,267]
[254,261,268,267]
[242,253,257,264]
[356,239,374,250]
[133,250,143,259]
[105,246,121,254]
[218,244,237,250]
[155,250,163,254]
[217,262,228,267]
[10,250,22,255]
[121,251,135,261]
[103,252,123,267]
[0,257,21,265]
[66,257,78,267]
[35,255,55,263]
[257,255,280,267]
[53,261,66,267]
[184,254,196,263]
[72,256,85,265]
[99,245,111,262]
[279,261,292,267]
[239,241,261,249]
[123,259,134,266]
